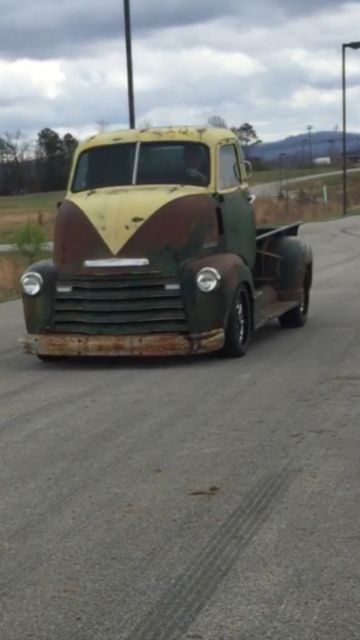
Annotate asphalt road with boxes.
[1,217,360,640]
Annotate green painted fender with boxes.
[181,253,255,333]
[21,260,58,334]
[274,237,313,301]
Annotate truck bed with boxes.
[256,222,301,242]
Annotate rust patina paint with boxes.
[118,194,218,260]
[20,126,313,358]
[54,200,111,269]
[22,330,225,357]
[54,194,219,271]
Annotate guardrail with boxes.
[0,242,53,255]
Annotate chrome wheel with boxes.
[223,286,251,357]
[236,297,246,345]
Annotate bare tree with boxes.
[96,119,109,133]
[138,119,153,129]
[207,115,227,128]
[0,131,31,194]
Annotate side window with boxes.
[218,145,241,190]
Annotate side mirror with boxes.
[244,160,253,179]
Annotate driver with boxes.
[184,145,208,185]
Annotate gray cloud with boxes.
[0,0,345,60]
[0,0,359,141]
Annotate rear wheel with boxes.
[279,276,310,329]
[223,285,251,357]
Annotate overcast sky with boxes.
[1,0,360,142]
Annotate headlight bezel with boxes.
[20,271,44,297]
[196,267,221,293]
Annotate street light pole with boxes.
[342,44,347,216]
[123,0,135,129]
[342,41,360,216]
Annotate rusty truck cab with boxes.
[20,127,311,359]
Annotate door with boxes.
[217,143,256,269]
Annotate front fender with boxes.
[181,253,254,333]
[21,260,58,334]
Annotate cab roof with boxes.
[80,126,239,151]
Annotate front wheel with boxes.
[223,285,251,357]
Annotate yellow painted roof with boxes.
[80,126,238,151]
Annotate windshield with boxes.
[72,142,210,192]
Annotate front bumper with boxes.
[20,330,225,357]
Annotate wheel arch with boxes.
[181,253,255,334]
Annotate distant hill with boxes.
[245,131,360,163]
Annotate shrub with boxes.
[14,222,46,263]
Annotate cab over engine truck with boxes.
[20,127,313,359]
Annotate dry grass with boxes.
[0,254,28,302]
[0,212,55,244]
[255,178,360,224]
[255,197,339,225]
[1,181,359,301]
[0,250,52,302]
[0,191,64,243]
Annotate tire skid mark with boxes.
[341,226,360,239]
[2,405,167,548]
[1,370,251,540]
[1,386,229,593]
[0,378,110,436]
[0,377,48,403]
[0,346,18,357]
[126,463,295,640]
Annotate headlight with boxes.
[20,272,43,296]
[196,267,221,293]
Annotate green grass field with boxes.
[0,176,358,303]
[250,165,342,185]
[0,166,343,223]
[287,170,359,190]
[0,170,353,244]
[0,191,64,215]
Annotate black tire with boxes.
[279,277,310,329]
[223,285,251,357]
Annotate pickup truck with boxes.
[20,127,313,359]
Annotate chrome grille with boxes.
[52,274,188,335]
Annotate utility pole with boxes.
[307,125,313,165]
[342,41,360,215]
[301,139,307,173]
[123,0,135,128]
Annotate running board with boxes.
[255,300,298,329]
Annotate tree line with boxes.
[0,119,262,195]
[0,128,78,195]
[207,115,261,147]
